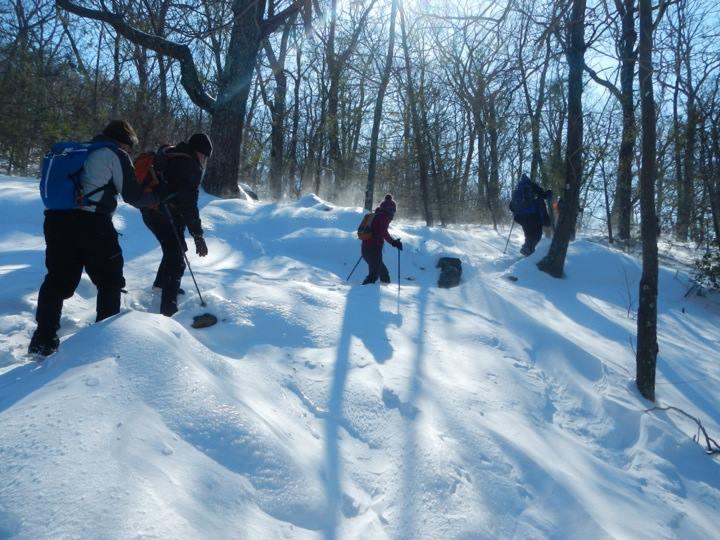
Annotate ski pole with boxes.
[346,255,363,281]
[161,203,206,307]
[397,247,401,293]
[503,220,515,254]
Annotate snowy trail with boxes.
[1,178,719,539]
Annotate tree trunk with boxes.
[287,38,303,199]
[487,99,500,231]
[264,20,294,200]
[204,11,262,198]
[326,0,343,200]
[399,5,433,226]
[112,32,121,116]
[365,0,398,210]
[612,0,638,242]
[602,161,614,244]
[538,0,586,278]
[635,0,660,402]
[683,100,698,240]
[710,119,720,243]
[460,118,476,211]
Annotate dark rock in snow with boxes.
[437,257,462,288]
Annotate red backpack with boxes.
[134,145,193,193]
[133,151,161,193]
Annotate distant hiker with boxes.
[140,133,212,316]
[509,173,553,256]
[361,194,402,285]
[29,120,157,356]
[551,197,560,228]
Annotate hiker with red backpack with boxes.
[29,120,159,356]
[509,173,552,256]
[359,194,402,285]
[139,133,212,316]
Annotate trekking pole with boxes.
[503,220,515,254]
[346,255,363,281]
[161,203,206,307]
[397,246,401,293]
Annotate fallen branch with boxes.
[646,405,720,455]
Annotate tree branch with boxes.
[262,0,303,38]
[646,405,720,455]
[56,0,215,113]
[583,60,623,101]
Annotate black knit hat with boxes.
[188,133,213,157]
[102,120,138,148]
[379,193,397,216]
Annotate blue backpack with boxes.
[39,141,115,209]
[509,180,538,217]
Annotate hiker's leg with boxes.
[157,222,186,316]
[142,209,168,288]
[84,214,125,322]
[518,218,533,253]
[34,211,83,340]
[362,244,380,283]
[379,250,390,283]
[526,218,543,252]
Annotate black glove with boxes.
[545,189,553,201]
[395,239,403,251]
[194,235,208,257]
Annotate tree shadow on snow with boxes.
[322,284,401,538]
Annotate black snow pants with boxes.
[515,214,543,255]
[361,243,390,284]
[141,206,187,316]
[35,210,125,340]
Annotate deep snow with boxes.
[1,174,719,539]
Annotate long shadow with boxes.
[398,282,430,536]
[323,284,400,539]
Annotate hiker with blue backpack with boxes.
[139,133,212,317]
[359,194,402,285]
[28,120,159,356]
[509,173,553,256]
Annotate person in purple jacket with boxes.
[361,194,403,285]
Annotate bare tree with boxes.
[57,0,310,198]
[538,0,587,277]
[635,0,667,402]
[364,0,398,211]
[399,2,433,225]
[260,15,296,200]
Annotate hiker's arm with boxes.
[174,167,204,237]
[531,182,546,198]
[380,216,398,245]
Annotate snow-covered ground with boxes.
[1,174,719,539]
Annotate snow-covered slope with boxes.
[1,175,719,539]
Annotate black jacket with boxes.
[155,142,204,237]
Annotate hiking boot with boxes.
[380,276,391,284]
[28,333,60,357]
[362,277,376,285]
